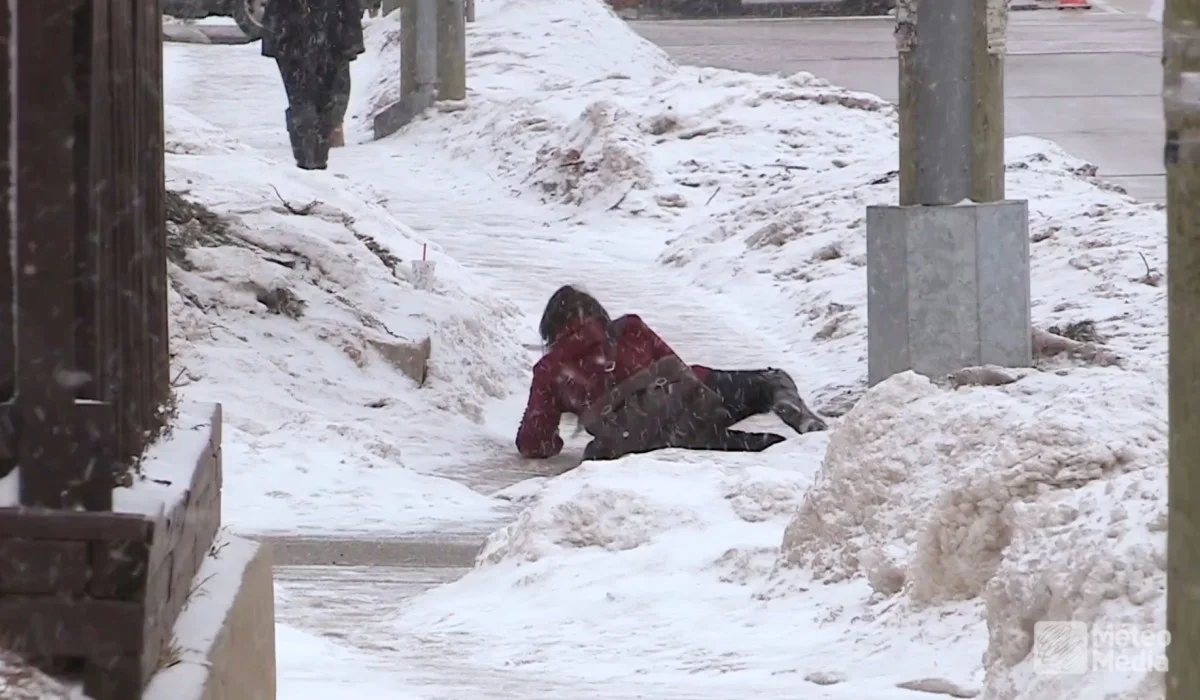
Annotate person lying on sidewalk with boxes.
[515,285,828,462]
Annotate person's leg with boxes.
[325,60,352,148]
[277,55,323,169]
[702,369,778,425]
[761,368,828,434]
[311,55,347,161]
[582,428,783,462]
[274,55,309,167]
[679,427,785,452]
[703,367,827,434]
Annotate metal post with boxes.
[414,0,438,101]
[1164,0,1200,696]
[399,0,416,97]
[898,0,972,205]
[897,0,1006,205]
[373,0,437,138]
[972,0,1006,202]
[437,0,466,100]
[867,0,1029,385]
[465,0,476,22]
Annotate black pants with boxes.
[275,54,352,169]
[704,368,827,433]
[582,367,827,461]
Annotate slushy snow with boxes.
[159,0,1169,697]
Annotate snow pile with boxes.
[355,0,892,216]
[661,136,1165,397]
[0,653,89,699]
[771,369,1166,697]
[778,369,1160,598]
[477,453,813,565]
[164,106,527,534]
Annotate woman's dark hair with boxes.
[539,285,610,346]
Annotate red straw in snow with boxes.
[422,243,427,261]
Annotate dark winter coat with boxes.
[261,0,366,60]
[515,314,717,459]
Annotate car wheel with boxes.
[231,0,268,39]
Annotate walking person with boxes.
[516,285,828,462]
[261,0,365,169]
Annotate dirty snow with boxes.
[0,653,90,700]
[161,0,1169,697]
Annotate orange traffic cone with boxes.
[1058,0,1091,8]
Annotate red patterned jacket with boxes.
[515,315,713,458]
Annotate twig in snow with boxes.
[169,367,190,388]
[521,161,548,184]
[559,159,585,168]
[766,162,808,171]
[606,189,630,212]
[705,186,721,206]
[270,184,320,215]
[1135,251,1163,287]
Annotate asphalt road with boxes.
[631,0,1166,202]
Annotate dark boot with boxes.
[284,108,309,167]
[709,429,786,452]
[291,106,326,170]
[312,127,332,170]
[764,369,828,434]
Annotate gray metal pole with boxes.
[437,0,466,100]
[414,0,439,101]
[904,0,974,205]
[868,0,1030,386]
[1164,0,1200,694]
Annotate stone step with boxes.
[258,534,484,567]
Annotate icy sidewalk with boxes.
[163,32,848,698]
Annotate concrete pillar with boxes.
[865,200,1032,386]
[436,0,467,100]
[373,0,438,139]
[400,0,416,98]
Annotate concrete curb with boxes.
[257,534,483,567]
[632,0,894,19]
[145,536,277,700]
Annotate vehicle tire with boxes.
[230,0,268,39]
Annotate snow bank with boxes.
[661,132,1165,397]
[355,0,891,218]
[165,106,526,534]
[0,653,89,699]
[775,369,1165,697]
[477,452,810,565]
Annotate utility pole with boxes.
[895,0,1005,205]
[866,0,1029,386]
[1164,0,1200,696]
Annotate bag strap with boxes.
[600,315,632,391]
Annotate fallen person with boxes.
[515,285,828,462]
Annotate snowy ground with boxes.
[163,0,1166,697]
